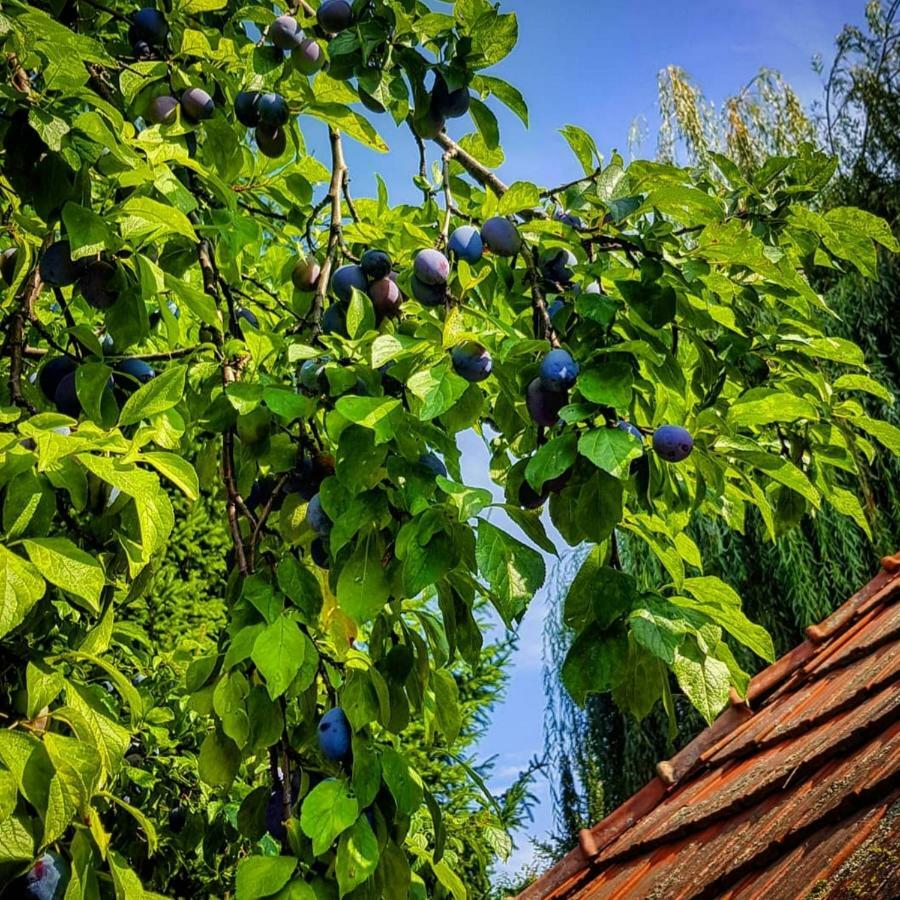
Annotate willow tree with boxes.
[0,0,897,896]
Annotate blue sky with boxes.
[305,0,865,882]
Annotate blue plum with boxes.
[448,225,483,262]
[236,307,259,329]
[22,851,69,900]
[299,357,329,393]
[147,95,177,125]
[539,348,579,392]
[413,248,450,285]
[180,88,214,122]
[368,275,402,319]
[481,217,522,257]
[322,303,347,335]
[419,452,447,478]
[168,806,187,834]
[266,789,287,842]
[234,91,261,127]
[526,377,566,427]
[114,358,155,394]
[554,209,584,229]
[53,372,80,417]
[330,264,368,302]
[310,537,329,568]
[431,74,470,119]
[132,39,151,58]
[541,247,576,286]
[306,493,332,536]
[257,93,289,127]
[410,274,446,307]
[361,249,392,281]
[0,247,17,285]
[292,257,321,292]
[255,124,286,158]
[317,707,351,760]
[269,15,303,50]
[130,7,167,45]
[652,424,694,463]
[39,241,80,287]
[617,420,643,441]
[39,357,76,400]
[451,341,492,383]
[547,299,565,319]
[295,39,324,74]
[78,259,117,309]
[317,0,353,33]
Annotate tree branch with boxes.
[433,132,509,197]
[438,152,453,248]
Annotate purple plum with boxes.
[257,93,289,127]
[180,88,214,122]
[130,7,167,45]
[361,249,392,281]
[539,348,579,392]
[451,341,492,383]
[448,225,483,262]
[526,377,567,427]
[292,258,321,292]
[78,259,117,309]
[269,15,303,50]
[431,74,470,119]
[413,248,449,285]
[368,276,402,319]
[317,707,351,760]
[255,124,286,158]
[147,95,178,125]
[234,91,261,127]
[317,0,354,33]
[481,217,522,256]
[411,275,446,307]
[295,39,324,74]
[39,241,80,287]
[38,356,76,400]
[652,424,694,463]
[330,264,368,302]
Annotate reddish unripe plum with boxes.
[256,124,286,158]
[526,377,567,427]
[330,264,367,302]
[269,14,303,49]
[368,276,402,319]
[257,93,289,127]
[317,0,353,33]
[451,341,492,383]
[78,259,117,309]
[481,216,522,256]
[180,88,214,122]
[234,91,261,127]
[295,39,324,74]
[431,74,470,119]
[292,258,321,292]
[413,248,449,285]
[652,424,694,462]
[448,225,482,262]
[40,241,81,287]
[147,95,178,125]
[360,249,392,280]
[411,274,446,307]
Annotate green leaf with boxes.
[727,391,818,427]
[857,416,900,454]
[578,360,634,409]
[335,397,401,444]
[198,730,241,790]
[23,538,104,611]
[26,661,64,719]
[347,287,376,338]
[475,75,528,126]
[562,624,628,705]
[469,97,500,150]
[336,816,379,897]
[0,815,33,864]
[119,365,187,426]
[578,427,642,478]
[251,614,307,699]
[62,202,116,259]
[381,748,423,816]
[497,181,540,216]
[236,856,298,900]
[525,433,577,491]
[300,778,359,856]
[832,374,893,404]
[337,537,390,624]
[559,124,599,175]
[118,196,197,242]
[138,452,199,501]
[433,669,461,744]
[407,364,468,420]
[306,104,389,153]
[0,546,45,638]
[673,638,731,724]
[475,520,545,626]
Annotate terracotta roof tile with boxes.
[517,561,900,900]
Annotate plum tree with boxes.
[147,95,178,125]
[653,424,694,462]
[257,93,289,128]
[448,224,483,262]
[268,14,303,50]
[360,249,392,280]
[540,348,580,391]
[2,1,898,897]
[317,0,354,34]
[413,248,449,285]
[451,341,492,382]
[180,88,214,122]
[234,91,260,127]
[481,216,522,256]
[330,264,367,302]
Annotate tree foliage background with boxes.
[543,0,900,857]
[0,0,898,898]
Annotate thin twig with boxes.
[540,166,602,199]
[342,173,361,224]
[438,152,453,249]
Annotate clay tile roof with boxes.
[517,554,900,900]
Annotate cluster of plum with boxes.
[128,6,167,58]
[267,13,326,71]
[412,73,473,139]
[234,90,291,158]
